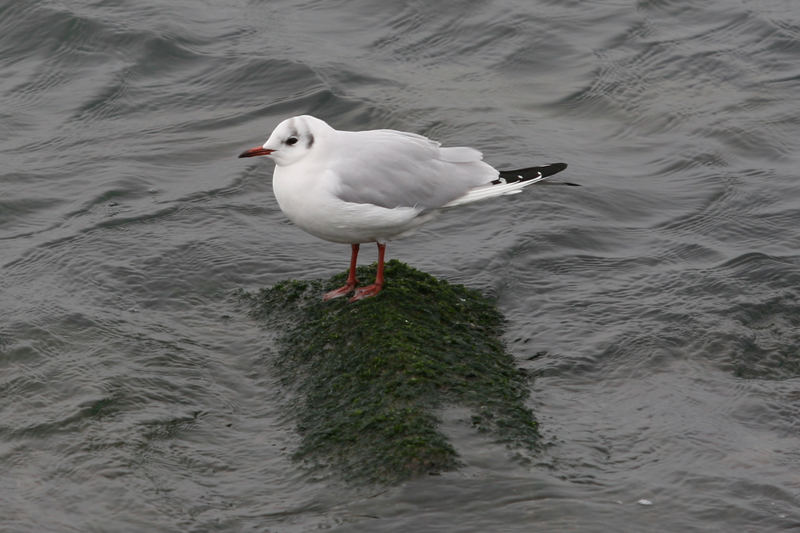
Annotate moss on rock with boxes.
[241,260,539,484]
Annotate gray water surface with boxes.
[2,0,800,531]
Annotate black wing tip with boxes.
[495,162,568,184]
[540,162,581,186]
[539,162,567,177]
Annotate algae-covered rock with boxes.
[241,260,539,484]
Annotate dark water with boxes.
[2,0,799,530]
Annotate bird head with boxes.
[238,115,331,167]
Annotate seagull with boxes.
[239,115,567,302]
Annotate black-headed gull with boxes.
[239,115,567,302]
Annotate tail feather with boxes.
[443,162,568,208]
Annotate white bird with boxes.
[239,115,567,302]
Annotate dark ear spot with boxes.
[307,134,314,148]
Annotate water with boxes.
[2,0,799,530]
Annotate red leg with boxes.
[350,242,386,302]
[323,243,360,301]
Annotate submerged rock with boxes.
[241,260,539,484]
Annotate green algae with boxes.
[241,260,540,484]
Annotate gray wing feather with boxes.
[331,129,497,209]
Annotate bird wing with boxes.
[328,129,497,210]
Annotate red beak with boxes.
[238,146,274,158]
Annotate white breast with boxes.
[272,166,427,244]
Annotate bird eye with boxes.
[286,137,298,146]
